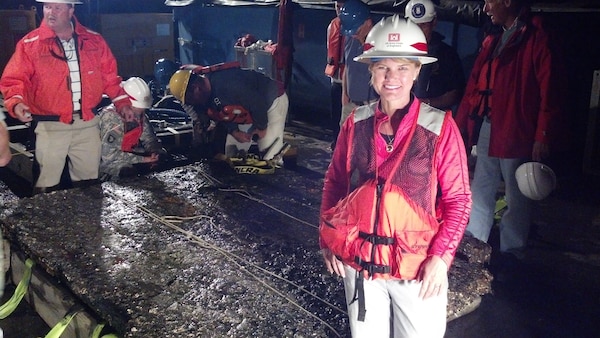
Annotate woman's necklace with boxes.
[382,133,394,152]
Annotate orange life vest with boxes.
[207,105,253,124]
[320,180,440,280]
[320,103,446,280]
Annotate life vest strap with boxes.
[348,271,367,322]
[354,257,391,275]
[358,231,394,246]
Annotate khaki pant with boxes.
[34,115,101,188]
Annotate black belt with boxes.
[32,115,60,122]
[32,111,82,122]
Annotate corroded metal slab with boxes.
[0,158,491,337]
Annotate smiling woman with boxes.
[319,14,471,338]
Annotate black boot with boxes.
[31,184,60,195]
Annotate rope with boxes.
[218,188,318,229]
[194,168,317,229]
[106,190,344,337]
[0,258,34,319]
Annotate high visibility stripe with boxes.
[0,258,34,319]
[44,305,83,338]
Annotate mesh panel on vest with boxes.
[350,117,377,185]
[350,117,438,215]
[390,126,437,214]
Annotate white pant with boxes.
[343,265,447,338]
[225,93,288,160]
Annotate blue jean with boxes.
[466,120,532,257]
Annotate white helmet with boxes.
[515,162,557,200]
[122,77,152,109]
[354,14,437,65]
[405,0,437,24]
[36,0,83,4]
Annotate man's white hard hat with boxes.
[515,162,557,200]
[405,0,437,24]
[122,77,153,109]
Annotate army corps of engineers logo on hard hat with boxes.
[410,3,428,21]
[385,32,403,48]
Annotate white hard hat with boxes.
[405,0,437,24]
[515,162,557,200]
[354,14,437,65]
[122,77,152,109]
[36,0,83,4]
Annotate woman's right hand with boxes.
[321,248,346,277]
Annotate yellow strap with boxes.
[91,323,106,338]
[44,306,82,338]
[91,322,120,338]
[494,195,507,221]
[0,258,34,319]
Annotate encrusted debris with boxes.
[0,152,492,337]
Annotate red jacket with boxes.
[455,12,566,158]
[0,16,129,124]
[321,99,471,270]
[324,17,344,80]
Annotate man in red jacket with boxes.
[455,0,565,274]
[0,0,134,194]
[324,0,345,150]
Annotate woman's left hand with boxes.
[417,255,448,300]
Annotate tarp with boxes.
[165,0,600,27]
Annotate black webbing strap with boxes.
[348,271,367,322]
[354,257,391,275]
[358,231,394,246]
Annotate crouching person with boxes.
[168,62,288,161]
[99,77,166,180]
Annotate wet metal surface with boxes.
[0,130,491,337]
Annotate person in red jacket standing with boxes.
[0,0,134,194]
[455,0,565,276]
[319,15,471,337]
[0,111,11,168]
[324,0,345,150]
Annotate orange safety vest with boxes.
[320,103,446,280]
